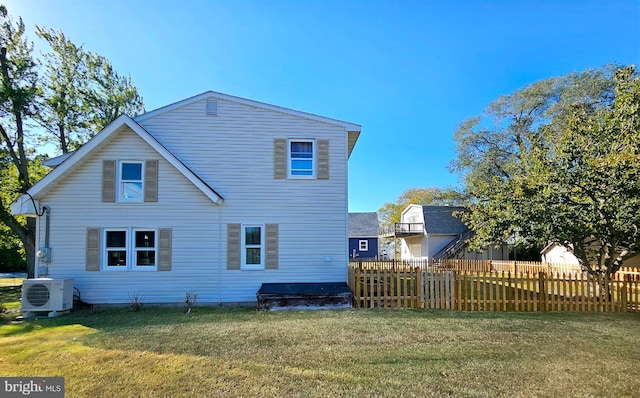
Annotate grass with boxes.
[1,280,639,397]
[0,277,22,311]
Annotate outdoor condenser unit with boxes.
[21,278,74,315]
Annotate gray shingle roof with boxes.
[349,212,379,237]
[421,206,469,235]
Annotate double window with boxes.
[359,240,369,251]
[104,228,157,270]
[289,140,315,177]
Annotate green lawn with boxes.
[1,280,639,397]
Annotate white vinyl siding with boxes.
[38,97,350,304]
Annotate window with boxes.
[134,230,156,268]
[119,161,144,201]
[359,240,368,251]
[105,230,127,267]
[103,228,157,270]
[241,224,264,270]
[289,140,314,177]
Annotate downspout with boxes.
[218,204,222,305]
[44,206,50,248]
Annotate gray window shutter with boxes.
[274,138,287,179]
[227,224,241,270]
[158,228,172,271]
[86,228,100,271]
[102,160,116,202]
[265,224,278,269]
[317,139,329,180]
[144,160,159,202]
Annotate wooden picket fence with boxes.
[348,260,640,312]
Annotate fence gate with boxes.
[422,271,456,309]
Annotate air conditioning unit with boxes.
[21,278,74,316]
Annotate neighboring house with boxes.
[541,242,640,268]
[540,243,580,265]
[348,212,379,260]
[11,91,361,304]
[379,204,509,261]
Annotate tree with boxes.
[35,27,145,153]
[452,65,639,277]
[378,187,462,225]
[0,6,145,277]
[85,53,144,131]
[35,27,90,153]
[0,6,39,277]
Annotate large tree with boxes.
[452,65,639,276]
[0,6,144,277]
[0,5,39,277]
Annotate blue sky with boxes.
[7,0,640,212]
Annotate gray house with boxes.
[379,204,509,261]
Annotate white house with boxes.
[540,242,640,269]
[11,91,361,304]
[380,204,509,261]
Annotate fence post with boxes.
[538,272,547,312]
[621,275,628,312]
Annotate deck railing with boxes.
[378,223,424,237]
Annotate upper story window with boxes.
[289,140,315,177]
[119,161,144,201]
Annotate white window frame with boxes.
[288,139,315,178]
[132,229,158,270]
[104,228,128,270]
[118,160,145,202]
[102,228,158,271]
[359,240,368,252]
[241,224,265,270]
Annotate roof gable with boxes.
[349,212,379,237]
[134,91,362,157]
[16,115,224,207]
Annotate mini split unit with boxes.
[21,278,74,317]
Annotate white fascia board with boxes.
[135,90,362,131]
[24,115,224,205]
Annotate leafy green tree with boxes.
[0,5,39,277]
[35,27,90,153]
[453,65,639,277]
[378,187,462,225]
[85,53,144,131]
[35,27,145,153]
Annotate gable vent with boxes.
[206,99,218,116]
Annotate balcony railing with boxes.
[378,223,424,238]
